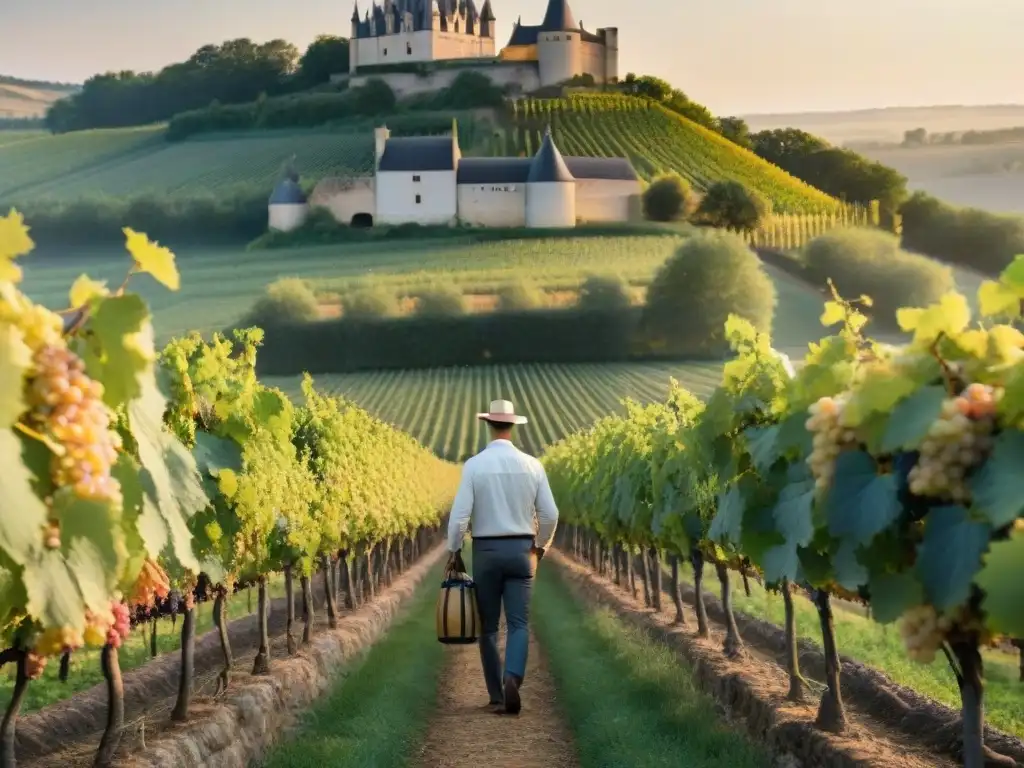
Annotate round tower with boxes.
[536,0,582,86]
[526,128,575,228]
[268,170,309,233]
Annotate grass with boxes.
[19,233,827,347]
[672,563,1024,739]
[260,566,445,768]
[532,565,767,768]
[0,127,373,202]
[1,576,285,714]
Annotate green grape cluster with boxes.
[805,395,857,491]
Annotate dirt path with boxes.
[414,624,578,768]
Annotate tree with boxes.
[298,35,350,87]
[695,180,771,232]
[750,128,830,167]
[45,37,301,133]
[352,78,396,115]
[576,275,631,311]
[902,127,928,146]
[640,231,776,356]
[718,117,752,149]
[642,173,694,222]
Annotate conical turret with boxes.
[528,127,573,183]
[540,0,576,30]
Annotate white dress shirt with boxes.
[446,439,559,553]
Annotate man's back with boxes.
[447,439,558,550]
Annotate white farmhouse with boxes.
[299,123,640,230]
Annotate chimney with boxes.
[374,124,390,167]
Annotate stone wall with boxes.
[346,62,540,97]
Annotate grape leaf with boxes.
[0,209,34,282]
[709,484,744,545]
[880,385,946,453]
[193,432,243,476]
[744,424,780,473]
[969,430,1024,528]
[66,537,113,613]
[123,228,180,291]
[833,539,869,590]
[772,465,815,548]
[23,550,86,632]
[50,489,125,588]
[976,528,1024,636]
[80,294,152,409]
[0,323,29,427]
[761,541,799,584]
[915,505,989,611]
[0,430,47,565]
[130,373,207,573]
[826,451,900,545]
[68,275,108,309]
[868,571,925,624]
[896,292,971,348]
[976,280,1020,319]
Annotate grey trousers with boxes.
[471,537,535,703]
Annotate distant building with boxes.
[303,122,641,229]
[267,166,309,232]
[348,0,618,88]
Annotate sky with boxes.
[2,0,1021,115]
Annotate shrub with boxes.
[642,173,695,222]
[899,191,1024,275]
[240,278,321,328]
[14,190,266,248]
[640,231,775,355]
[416,285,467,316]
[342,286,398,319]
[802,227,954,327]
[496,281,544,311]
[695,180,771,232]
[576,275,631,311]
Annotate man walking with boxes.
[447,399,559,716]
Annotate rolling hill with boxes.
[502,94,843,214]
[0,76,76,119]
[0,93,844,212]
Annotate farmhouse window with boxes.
[383,48,388,55]
[415,194,422,203]
[407,43,412,54]
[413,175,421,182]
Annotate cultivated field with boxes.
[860,141,1024,214]
[0,79,75,119]
[0,127,374,202]
[743,104,1024,145]
[506,95,841,214]
[266,361,722,461]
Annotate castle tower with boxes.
[526,127,576,228]
[479,0,495,37]
[536,0,582,86]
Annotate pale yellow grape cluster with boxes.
[806,395,858,491]
[899,604,952,664]
[28,344,122,506]
[907,384,998,502]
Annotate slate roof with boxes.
[269,178,307,205]
[541,0,576,30]
[528,129,574,182]
[378,135,459,172]
[456,155,637,184]
[563,156,637,181]
[457,157,531,184]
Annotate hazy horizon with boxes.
[3,0,1021,115]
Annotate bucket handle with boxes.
[445,550,469,580]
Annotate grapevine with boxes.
[545,260,1024,767]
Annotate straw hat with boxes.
[476,399,528,425]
